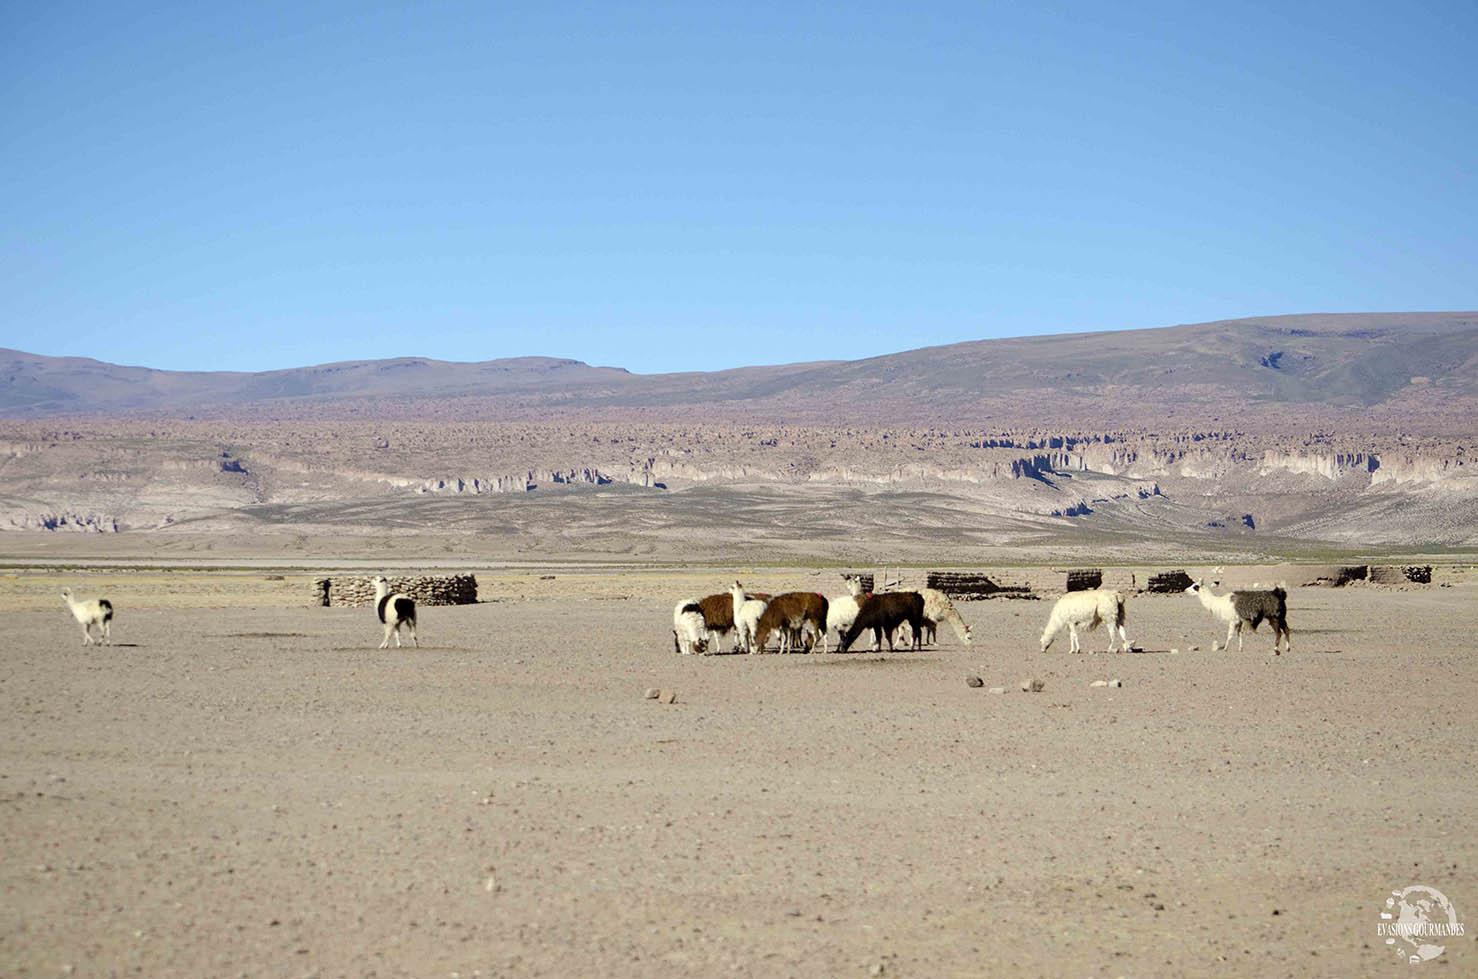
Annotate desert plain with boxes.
[4,314,1478,976]
[2,557,1475,978]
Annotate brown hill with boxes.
[4,312,1475,422]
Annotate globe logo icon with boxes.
[1379,885,1464,964]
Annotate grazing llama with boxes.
[60,587,113,646]
[750,591,829,654]
[1040,589,1129,654]
[914,587,973,646]
[673,599,709,654]
[826,574,869,649]
[372,576,419,649]
[1185,580,1291,653]
[838,592,925,653]
[695,593,740,652]
[729,581,770,653]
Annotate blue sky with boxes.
[3,1,1474,374]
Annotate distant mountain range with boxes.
[4,312,1476,422]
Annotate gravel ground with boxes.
[2,574,1475,977]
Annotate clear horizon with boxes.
[5,309,1476,377]
[4,1,1474,374]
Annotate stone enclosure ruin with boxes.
[925,571,1035,600]
[314,574,479,607]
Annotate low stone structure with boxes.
[314,574,479,607]
[1065,569,1103,592]
[1147,570,1195,593]
[1368,565,1433,585]
[926,571,1034,600]
[1298,565,1369,587]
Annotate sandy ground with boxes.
[2,569,1475,977]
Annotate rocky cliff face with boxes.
[1,420,1471,545]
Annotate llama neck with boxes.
[1198,589,1230,617]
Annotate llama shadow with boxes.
[805,654,946,667]
[331,646,469,652]
[223,632,310,638]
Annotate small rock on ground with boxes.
[643,688,660,700]
[658,690,678,704]
[1020,677,1045,693]
[1090,679,1108,688]
[965,675,984,688]
[1108,679,1123,688]
[987,687,1006,695]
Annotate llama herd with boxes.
[674,574,974,656]
[50,570,1291,656]
[674,575,1293,656]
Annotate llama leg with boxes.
[1224,621,1236,651]
[1068,623,1079,654]
[101,620,111,645]
[408,621,418,648]
[380,623,393,649]
[81,623,93,646]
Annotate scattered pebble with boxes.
[1090,680,1108,688]
[658,690,678,704]
[1108,679,1123,688]
[1189,645,1200,651]
[965,675,984,688]
[484,874,498,893]
[988,687,1006,695]
[1020,678,1045,693]
[870,965,886,976]
[643,688,660,700]
[1212,641,1222,651]
[1169,648,1180,655]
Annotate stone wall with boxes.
[314,575,479,607]
[1146,570,1195,593]
[926,571,1035,600]
[1368,565,1433,585]
[1296,565,1369,587]
[1065,569,1103,592]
